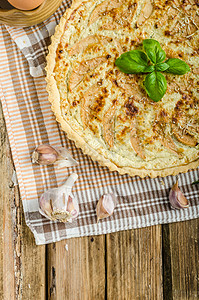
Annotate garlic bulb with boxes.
[96,193,117,222]
[39,173,79,222]
[32,144,78,168]
[169,180,189,209]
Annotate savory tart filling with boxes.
[46,0,199,177]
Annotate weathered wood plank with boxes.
[163,219,199,300]
[0,103,16,299]
[106,226,163,299]
[0,104,46,300]
[20,211,46,299]
[47,236,106,300]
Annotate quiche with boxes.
[46,0,199,178]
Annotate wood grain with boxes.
[106,227,163,300]
[163,220,199,300]
[0,103,46,300]
[47,236,106,300]
[0,105,15,299]
[20,214,46,299]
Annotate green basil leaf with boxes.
[165,58,190,75]
[144,65,155,72]
[143,39,166,64]
[155,62,169,72]
[144,71,167,102]
[115,50,150,74]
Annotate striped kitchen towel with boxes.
[4,0,70,77]
[0,0,198,245]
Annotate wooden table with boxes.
[0,103,198,300]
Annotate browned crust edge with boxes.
[45,0,199,178]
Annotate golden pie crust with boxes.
[46,0,199,178]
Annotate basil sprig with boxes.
[115,39,190,102]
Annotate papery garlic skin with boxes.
[39,173,79,223]
[169,180,189,209]
[54,147,78,168]
[96,193,117,222]
[32,144,78,168]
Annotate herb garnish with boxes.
[115,39,190,102]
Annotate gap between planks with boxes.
[162,220,199,300]
[46,225,163,300]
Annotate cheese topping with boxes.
[49,0,199,175]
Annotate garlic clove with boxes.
[32,144,58,165]
[38,173,79,223]
[31,144,78,168]
[96,193,117,222]
[169,180,189,209]
[39,193,53,219]
[67,195,79,218]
